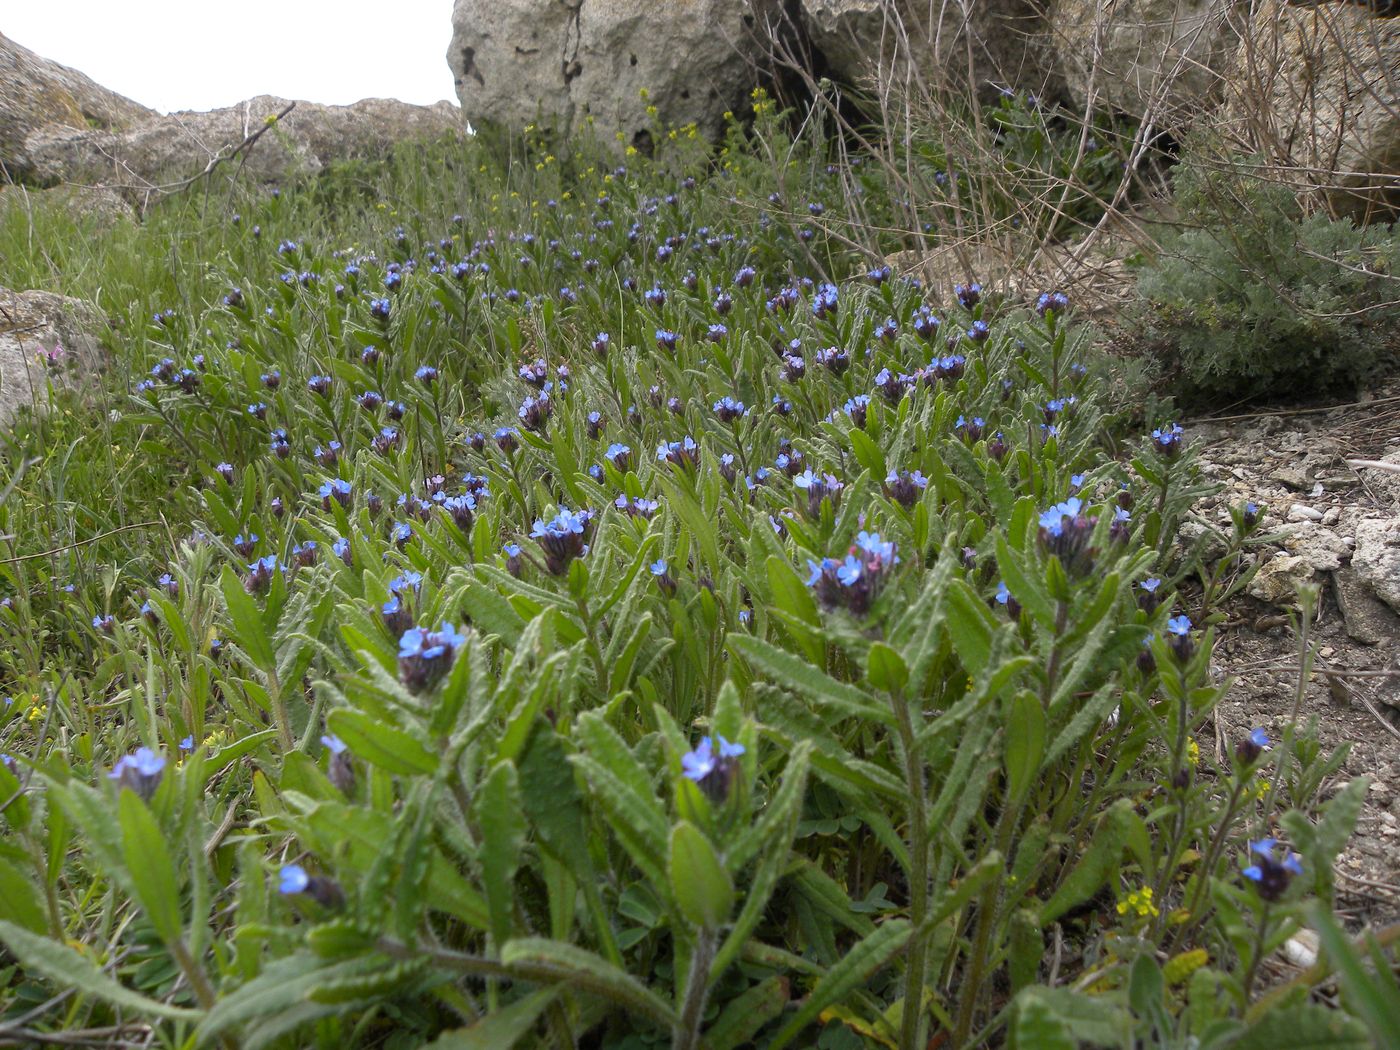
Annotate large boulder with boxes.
[448,0,775,145]
[0,31,154,183]
[1050,0,1246,121]
[800,0,1056,98]
[24,96,464,203]
[1227,1,1400,221]
[0,287,104,425]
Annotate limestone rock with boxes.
[449,0,773,145]
[0,184,135,230]
[1248,552,1319,603]
[1229,1,1400,221]
[1050,0,1245,121]
[0,30,154,183]
[802,0,1055,97]
[0,287,104,425]
[24,96,463,201]
[1352,517,1400,612]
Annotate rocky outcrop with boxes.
[0,31,154,183]
[24,96,463,202]
[1228,1,1400,221]
[448,0,775,146]
[0,287,104,425]
[1050,0,1245,120]
[801,0,1055,97]
[0,184,135,230]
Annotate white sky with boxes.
[6,1,459,114]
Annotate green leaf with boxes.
[1011,986,1131,1049]
[1008,910,1043,995]
[944,579,996,675]
[119,790,182,946]
[1040,799,1131,925]
[865,642,909,693]
[767,920,912,1049]
[1305,902,1400,1047]
[0,857,47,934]
[0,920,199,1020]
[708,975,790,1050]
[326,709,438,776]
[477,761,526,949]
[501,938,676,1028]
[221,566,276,670]
[1231,1001,1372,1050]
[996,535,1054,629]
[728,634,889,725]
[1003,692,1046,805]
[425,987,561,1049]
[848,427,887,478]
[669,821,733,929]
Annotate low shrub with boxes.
[1136,148,1400,402]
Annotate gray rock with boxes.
[1248,552,1318,604]
[1281,523,1351,570]
[449,0,773,144]
[1050,0,1245,122]
[1332,566,1400,645]
[0,286,104,425]
[1353,517,1400,613]
[25,96,463,203]
[0,183,135,230]
[0,30,154,183]
[1228,0,1400,221]
[802,0,1055,97]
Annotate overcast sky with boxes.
[7,1,458,113]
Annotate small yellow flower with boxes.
[646,105,658,117]
[1116,886,1159,920]
[639,87,650,100]
[625,146,638,157]
[1186,739,1200,768]
[535,162,544,171]
[723,111,733,121]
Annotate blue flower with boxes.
[650,559,668,576]
[681,735,745,800]
[320,734,348,755]
[179,735,195,752]
[279,864,310,895]
[1166,615,1191,636]
[108,747,166,800]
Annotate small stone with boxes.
[1322,507,1342,526]
[1288,504,1325,522]
[1248,553,1316,604]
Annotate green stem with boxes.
[889,687,929,1050]
[673,928,716,1050]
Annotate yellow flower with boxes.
[723,110,733,121]
[639,87,650,100]
[1186,739,1200,767]
[625,146,638,157]
[1116,886,1159,920]
[646,105,658,117]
